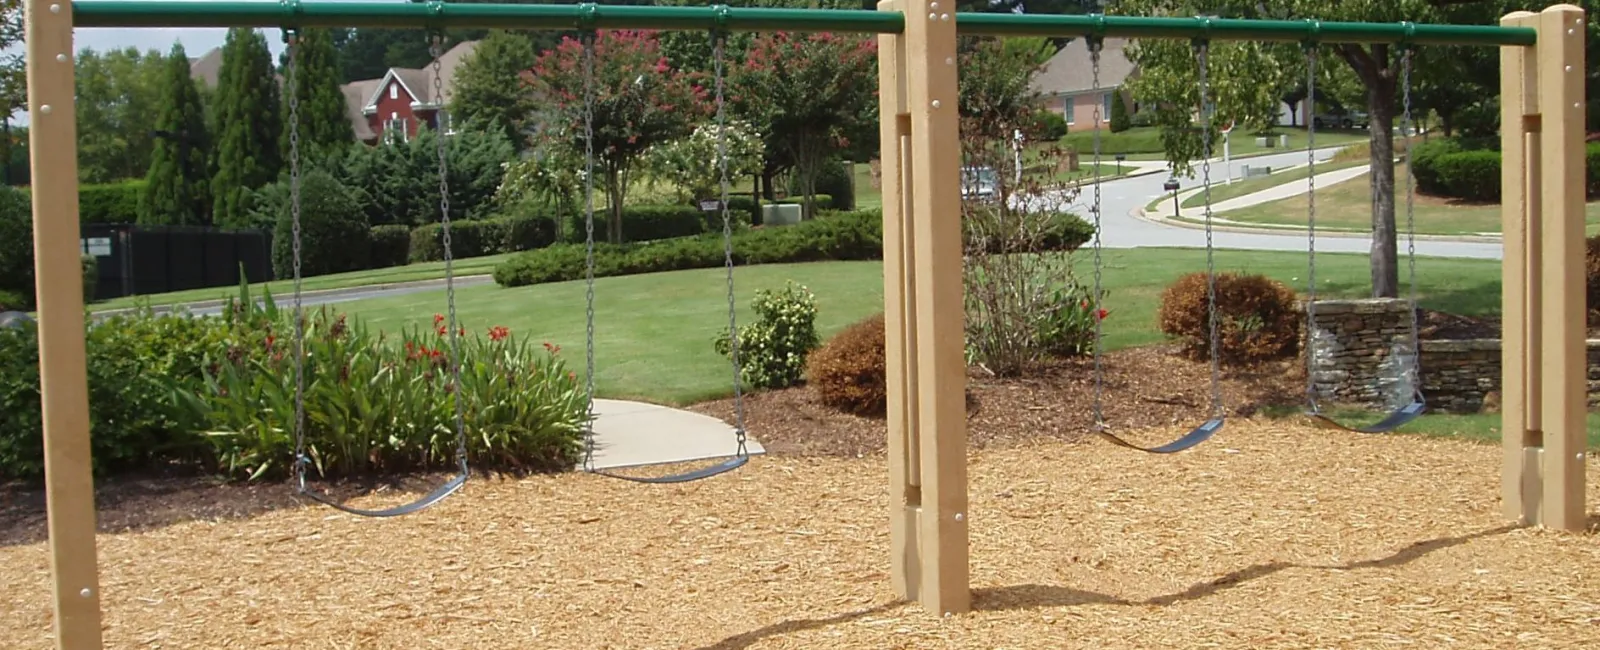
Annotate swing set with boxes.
[22,2,1587,646]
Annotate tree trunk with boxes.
[1365,74,1399,299]
[606,169,624,245]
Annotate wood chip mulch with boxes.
[4,346,1599,649]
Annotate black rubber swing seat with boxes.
[297,471,468,518]
[1096,417,1224,454]
[587,454,749,484]
[1307,401,1426,434]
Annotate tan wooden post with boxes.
[25,0,106,648]
[878,0,970,615]
[1499,5,1588,531]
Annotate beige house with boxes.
[1030,37,1139,132]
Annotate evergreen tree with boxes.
[211,27,283,228]
[139,44,211,226]
[1109,89,1132,133]
[450,29,537,151]
[280,28,354,161]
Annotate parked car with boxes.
[960,165,998,202]
[1312,110,1369,130]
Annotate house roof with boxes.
[1029,37,1137,96]
[189,47,224,87]
[360,40,479,112]
[342,78,382,141]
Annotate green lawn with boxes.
[91,253,517,312]
[1220,166,1600,236]
[1180,159,1369,209]
[1062,126,1369,162]
[329,248,1504,406]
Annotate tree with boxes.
[733,32,877,219]
[139,44,211,226]
[210,27,283,228]
[280,28,354,161]
[1109,89,1133,133]
[450,29,538,151]
[0,0,25,180]
[527,31,705,244]
[958,36,1055,142]
[643,119,766,203]
[75,47,167,183]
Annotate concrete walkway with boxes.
[586,399,764,470]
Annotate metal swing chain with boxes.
[580,33,600,471]
[713,32,749,456]
[432,35,468,472]
[1304,45,1320,411]
[286,31,309,492]
[1400,48,1422,400]
[1196,41,1222,419]
[1088,41,1107,431]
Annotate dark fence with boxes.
[79,224,273,301]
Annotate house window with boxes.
[1064,95,1075,125]
[384,116,409,144]
[1103,93,1114,122]
[436,109,455,135]
[390,83,399,100]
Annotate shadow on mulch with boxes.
[0,470,486,548]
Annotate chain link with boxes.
[1400,48,1422,402]
[580,33,600,471]
[1304,45,1320,412]
[1088,41,1106,431]
[430,36,468,472]
[713,33,749,456]
[1196,42,1222,418]
[286,31,308,492]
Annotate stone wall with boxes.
[1304,298,1600,413]
[1304,298,1419,409]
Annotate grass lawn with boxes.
[1180,159,1369,209]
[1062,126,1369,162]
[1219,166,1600,236]
[91,253,517,312]
[331,248,1504,407]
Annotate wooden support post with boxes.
[1499,10,1542,525]
[1499,5,1588,532]
[25,0,105,648]
[879,0,969,615]
[1534,3,1587,532]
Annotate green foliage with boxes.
[270,170,370,278]
[80,181,145,224]
[1035,281,1109,358]
[1588,234,1600,326]
[280,28,355,159]
[958,36,1051,141]
[0,184,31,307]
[81,254,98,303]
[449,29,539,151]
[1407,137,1463,197]
[643,119,766,203]
[564,204,708,244]
[1121,34,1281,174]
[139,43,212,226]
[962,207,1094,255]
[1109,91,1133,133]
[494,142,584,229]
[530,31,705,244]
[801,160,855,211]
[734,32,878,219]
[805,312,887,417]
[1033,110,1069,141]
[714,281,820,391]
[369,224,412,269]
[502,212,559,253]
[0,289,23,311]
[188,303,590,479]
[75,47,166,183]
[493,208,883,287]
[1430,151,1502,203]
[339,120,516,226]
[408,218,510,263]
[211,27,283,229]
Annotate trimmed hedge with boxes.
[81,254,98,303]
[409,219,509,263]
[1412,139,1600,202]
[370,224,412,269]
[494,209,886,287]
[563,204,707,244]
[79,181,145,224]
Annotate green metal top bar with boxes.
[69,2,1537,46]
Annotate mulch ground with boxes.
[4,345,1599,649]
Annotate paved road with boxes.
[1069,149,1504,260]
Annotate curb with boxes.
[1131,204,1504,244]
[92,274,498,317]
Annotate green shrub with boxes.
[1409,138,1467,197]
[409,219,510,263]
[1587,142,1600,199]
[494,209,884,288]
[963,207,1095,255]
[714,281,820,391]
[806,312,887,417]
[369,224,412,269]
[0,289,25,311]
[187,297,589,479]
[271,171,370,279]
[1109,92,1133,133]
[502,213,558,253]
[0,309,224,480]
[809,160,856,211]
[1157,271,1302,365]
[1036,281,1109,358]
[1032,110,1069,141]
[564,204,707,244]
[1130,110,1156,128]
[79,180,145,224]
[81,254,98,303]
[727,195,761,226]
[1431,150,1502,202]
[1587,234,1600,326]
[776,194,836,211]
[0,186,31,308]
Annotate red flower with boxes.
[543,341,561,355]
[434,314,445,325]
[436,325,447,336]
[488,326,511,342]
[1080,299,1089,309]
[264,334,276,349]
[1096,308,1110,320]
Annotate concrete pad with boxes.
[586,398,764,470]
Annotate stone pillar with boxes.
[1303,298,1419,409]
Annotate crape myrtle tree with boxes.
[527,30,705,244]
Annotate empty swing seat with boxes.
[1307,401,1425,434]
[1096,418,1223,454]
